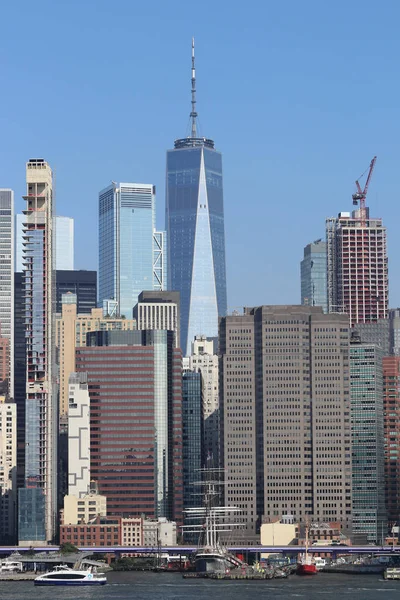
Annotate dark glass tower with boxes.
[166,40,227,355]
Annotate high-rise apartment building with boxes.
[55,294,136,418]
[75,330,183,521]
[18,159,57,543]
[350,333,386,542]
[382,357,400,524]
[98,182,166,319]
[183,335,220,465]
[133,291,180,348]
[16,214,74,271]
[0,396,16,542]
[165,40,227,355]
[56,270,97,314]
[0,189,14,398]
[220,306,352,537]
[55,216,74,270]
[300,239,327,312]
[326,209,388,326]
[68,372,90,498]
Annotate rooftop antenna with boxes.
[190,37,197,138]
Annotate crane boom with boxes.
[352,156,377,226]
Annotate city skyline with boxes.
[2,1,400,548]
[2,1,400,312]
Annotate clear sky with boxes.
[1,0,399,310]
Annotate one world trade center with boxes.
[166,40,227,355]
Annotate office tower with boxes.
[326,209,388,326]
[55,295,136,418]
[183,335,220,465]
[0,396,16,542]
[16,214,74,271]
[133,290,180,347]
[389,309,400,356]
[182,371,203,511]
[165,40,227,355]
[350,332,386,542]
[0,190,14,398]
[220,306,352,537]
[18,158,57,544]
[98,182,166,319]
[13,273,26,489]
[56,269,97,314]
[383,357,400,524]
[300,239,327,312]
[76,330,183,521]
[0,326,9,396]
[15,213,24,273]
[68,372,90,498]
[55,216,74,270]
[353,319,390,356]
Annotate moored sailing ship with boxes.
[183,467,243,574]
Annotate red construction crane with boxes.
[352,156,377,226]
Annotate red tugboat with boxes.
[297,522,317,576]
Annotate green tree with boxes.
[60,542,79,554]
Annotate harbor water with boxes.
[0,571,399,599]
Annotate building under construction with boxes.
[326,157,388,326]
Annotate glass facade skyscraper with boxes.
[300,239,327,313]
[165,42,227,355]
[350,334,387,542]
[55,216,74,270]
[99,183,166,319]
[16,214,74,271]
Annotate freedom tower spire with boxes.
[190,37,197,138]
[166,40,227,355]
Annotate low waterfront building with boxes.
[143,518,177,547]
[121,517,143,547]
[60,516,121,546]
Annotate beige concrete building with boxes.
[220,306,352,537]
[121,517,143,546]
[68,372,90,498]
[183,335,220,464]
[63,491,107,525]
[55,294,136,417]
[0,396,16,541]
[260,519,298,548]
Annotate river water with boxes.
[0,571,398,600]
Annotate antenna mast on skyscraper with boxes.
[190,37,197,138]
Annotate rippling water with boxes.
[0,571,399,600]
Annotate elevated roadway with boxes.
[1,545,399,555]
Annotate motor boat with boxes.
[34,565,107,586]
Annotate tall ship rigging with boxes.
[183,466,243,573]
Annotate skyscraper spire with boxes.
[190,37,197,138]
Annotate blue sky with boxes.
[1,0,399,310]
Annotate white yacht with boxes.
[34,565,107,586]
